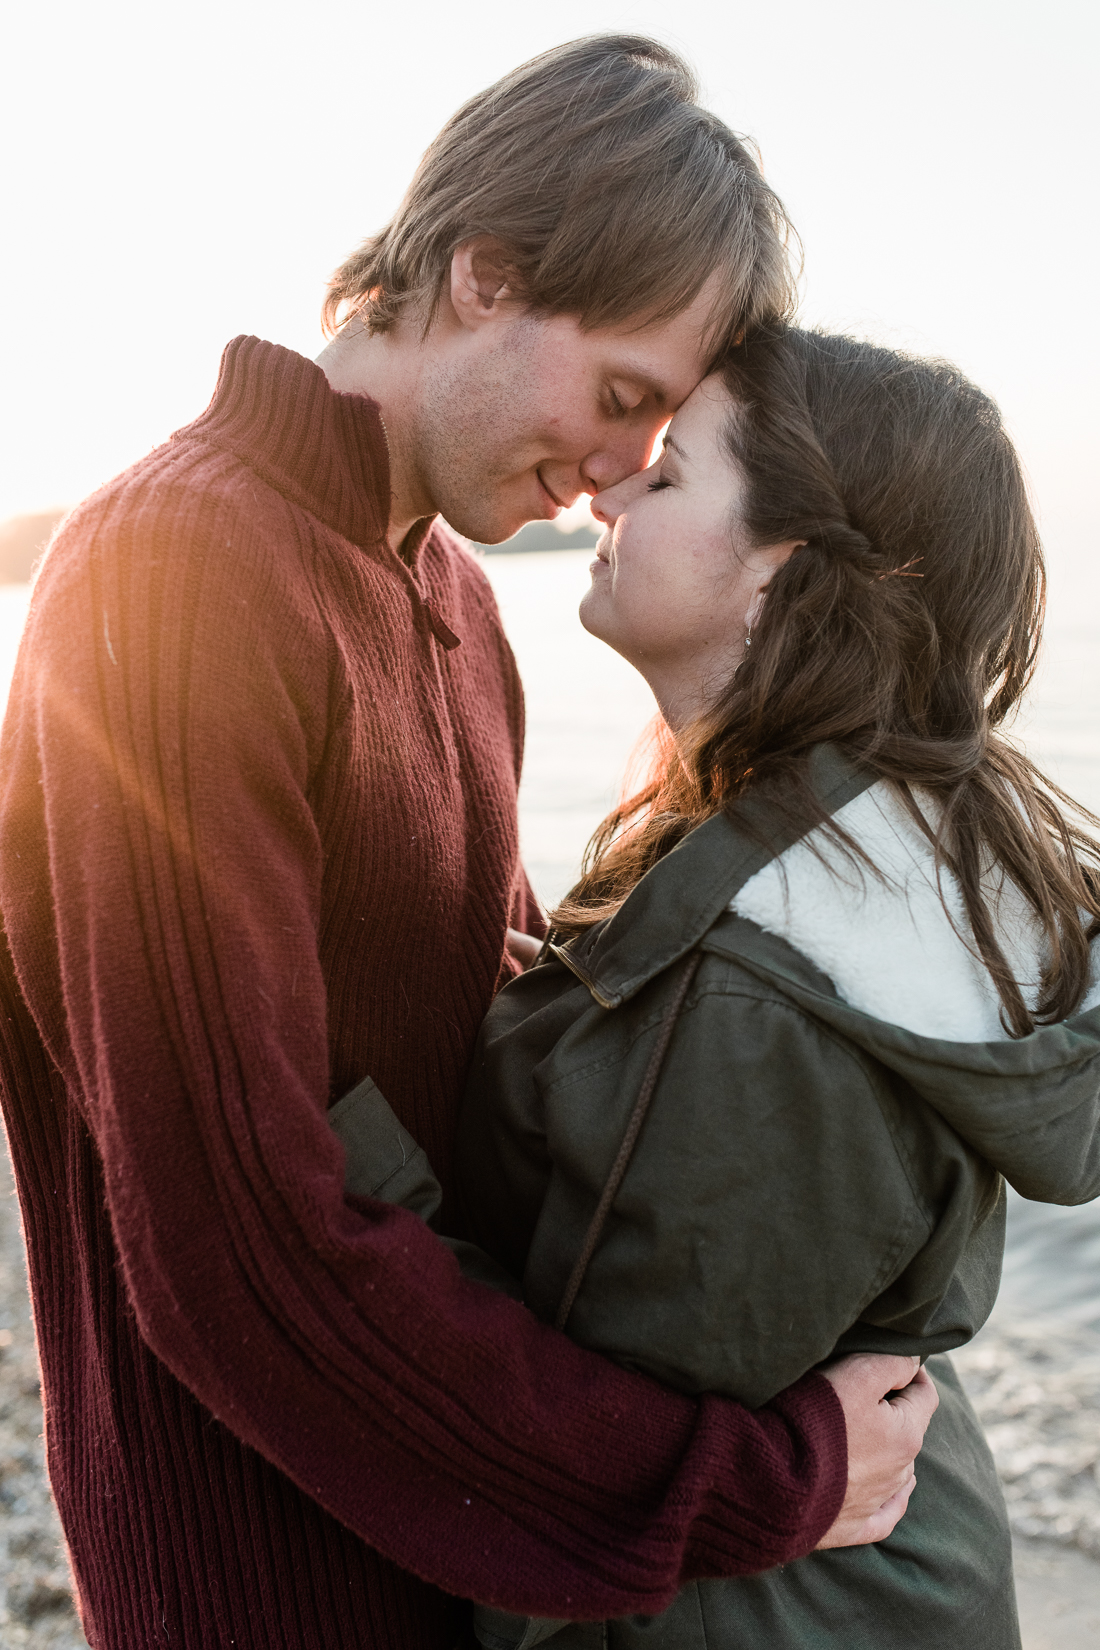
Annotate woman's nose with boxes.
[590,463,656,526]
[590,489,616,528]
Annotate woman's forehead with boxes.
[666,374,735,455]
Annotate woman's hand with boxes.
[506,928,543,971]
[815,1354,939,1548]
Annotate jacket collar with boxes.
[185,336,393,551]
[557,745,877,1009]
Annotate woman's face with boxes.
[580,375,798,729]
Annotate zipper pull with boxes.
[425,603,461,651]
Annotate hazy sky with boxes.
[3,0,1096,593]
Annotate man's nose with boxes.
[582,425,660,495]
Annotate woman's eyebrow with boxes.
[663,435,689,462]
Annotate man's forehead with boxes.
[600,287,724,399]
[602,332,712,405]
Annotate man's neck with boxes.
[315,320,432,551]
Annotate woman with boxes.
[335,329,1100,1646]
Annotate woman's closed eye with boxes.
[647,476,673,492]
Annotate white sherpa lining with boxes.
[731,781,1100,1041]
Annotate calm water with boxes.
[1,557,1097,1328]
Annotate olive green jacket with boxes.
[333,747,1100,1649]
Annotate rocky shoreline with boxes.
[955,1318,1100,1561]
[0,1149,87,1649]
[1,1140,1097,1646]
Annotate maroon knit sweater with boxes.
[0,338,846,1649]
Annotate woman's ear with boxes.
[746,538,805,627]
[771,537,807,572]
[449,238,519,333]
[744,586,768,635]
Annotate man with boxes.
[0,36,935,1650]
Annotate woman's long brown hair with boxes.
[553,326,1100,1035]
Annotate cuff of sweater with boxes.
[681,1369,848,1580]
[762,1370,848,1556]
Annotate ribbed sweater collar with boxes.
[186,336,391,550]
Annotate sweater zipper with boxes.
[374,413,461,651]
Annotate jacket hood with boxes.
[558,745,1100,1207]
[732,778,1100,1041]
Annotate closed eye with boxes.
[647,477,673,492]
[606,382,648,420]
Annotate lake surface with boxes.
[1,554,1097,1329]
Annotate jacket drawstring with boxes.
[555,951,702,1331]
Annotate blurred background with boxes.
[1,2,1099,1644]
[3,0,1099,887]
[2,0,1096,544]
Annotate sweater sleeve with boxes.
[0,501,846,1619]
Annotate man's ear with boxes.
[449,238,519,333]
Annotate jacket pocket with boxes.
[328,1074,443,1221]
[329,1076,523,1300]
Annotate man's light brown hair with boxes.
[323,35,796,353]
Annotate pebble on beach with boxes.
[954,1322,1100,1561]
[0,1153,88,1649]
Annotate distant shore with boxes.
[473,522,599,555]
[0,511,598,584]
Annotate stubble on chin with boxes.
[416,323,543,545]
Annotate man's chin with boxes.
[444,511,533,549]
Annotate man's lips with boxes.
[536,471,564,515]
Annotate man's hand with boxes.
[506,928,543,971]
[815,1353,939,1549]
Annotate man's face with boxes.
[414,276,723,545]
